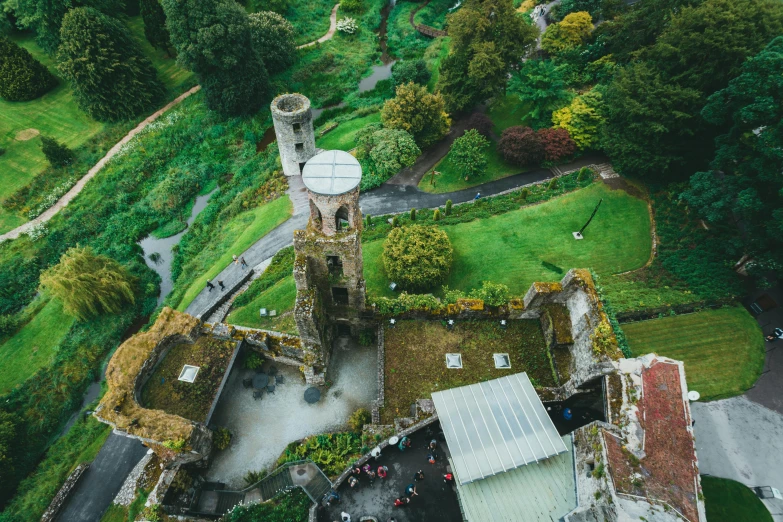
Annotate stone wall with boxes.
[308,186,363,237]
[41,463,89,522]
[271,93,316,177]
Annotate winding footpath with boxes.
[184,153,604,319]
[0,85,202,242]
[297,4,340,49]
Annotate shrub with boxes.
[336,17,359,33]
[214,427,232,450]
[433,208,441,221]
[520,187,531,200]
[358,329,374,346]
[577,167,593,181]
[382,82,451,148]
[0,36,57,101]
[383,225,453,292]
[365,213,372,227]
[58,7,164,122]
[537,127,576,163]
[498,126,543,166]
[0,313,20,335]
[244,352,265,370]
[410,208,416,220]
[348,408,371,432]
[548,178,560,190]
[391,215,400,227]
[450,128,489,180]
[40,136,74,167]
[466,112,493,138]
[445,199,452,215]
[163,438,186,451]
[468,281,511,306]
[391,59,431,87]
[39,246,136,321]
[341,0,364,13]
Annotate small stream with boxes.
[139,188,219,306]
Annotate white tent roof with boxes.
[432,372,567,484]
[302,150,361,195]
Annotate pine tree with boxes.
[0,36,57,101]
[139,0,171,52]
[40,136,74,167]
[162,0,271,116]
[58,8,165,122]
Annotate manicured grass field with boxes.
[0,299,74,394]
[126,16,194,92]
[702,476,772,522]
[176,195,293,311]
[316,112,381,151]
[624,307,765,400]
[418,139,522,193]
[227,275,298,334]
[364,182,652,297]
[488,94,532,134]
[381,320,551,423]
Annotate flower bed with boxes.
[380,319,554,423]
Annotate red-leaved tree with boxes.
[497,126,543,166]
[537,127,576,162]
[466,112,493,138]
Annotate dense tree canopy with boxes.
[681,37,783,275]
[381,82,450,148]
[450,129,489,180]
[552,88,605,150]
[356,123,420,180]
[391,59,430,87]
[57,7,165,122]
[508,59,573,128]
[13,0,123,54]
[0,35,57,101]
[383,225,453,292]
[498,126,543,166]
[40,246,136,321]
[541,11,593,55]
[162,0,271,115]
[437,0,538,112]
[139,0,171,51]
[537,127,576,162]
[248,11,296,75]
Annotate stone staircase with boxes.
[188,460,333,517]
[592,162,619,179]
[205,258,272,324]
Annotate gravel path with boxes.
[297,4,340,49]
[0,86,202,243]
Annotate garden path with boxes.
[297,4,341,49]
[0,85,202,243]
[184,153,604,319]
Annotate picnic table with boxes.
[253,373,269,390]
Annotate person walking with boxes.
[232,254,238,265]
[414,470,424,482]
[206,280,215,291]
[474,192,481,201]
[444,472,454,483]
[326,490,340,506]
[240,256,248,269]
[341,512,351,522]
[218,280,225,290]
[378,465,388,479]
[427,453,436,464]
[405,483,418,497]
[398,436,411,451]
[393,497,410,507]
[348,476,359,488]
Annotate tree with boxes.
[497,126,543,166]
[250,0,289,15]
[162,0,271,116]
[356,123,421,180]
[248,11,296,75]
[383,225,453,292]
[681,37,783,273]
[139,0,171,52]
[40,136,74,167]
[340,0,363,13]
[39,246,136,321]
[599,61,703,179]
[0,410,18,490]
[0,36,57,101]
[537,127,576,162]
[644,0,783,96]
[58,8,164,122]
[450,129,489,180]
[507,59,573,128]
[12,0,124,55]
[466,112,493,137]
[552,88,605,150]
[381,82,451,148]
[437,0,538,112]
[391,59,431,87]
[541,11,593,54]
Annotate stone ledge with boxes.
[41,463,89,522]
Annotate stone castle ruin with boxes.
[271,93,317,177]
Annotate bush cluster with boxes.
[383,225,453,292]
[0,36,57,101]
[498,125,577,166]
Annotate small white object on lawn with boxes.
[572,232,584,240]
[446,353,463,369]
[259,308,268,317]
[688,390,700,401]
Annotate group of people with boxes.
[329,435,455,521]
[205,254,248,292]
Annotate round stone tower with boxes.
[271,93,317,177]
[301,150,363,236]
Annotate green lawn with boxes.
[316,112,381,151]
[0,298,74,394]
[488,94,532,134]
[284,0,336,45]
[702,476,772,522]
[425,37,450,91]
[418,139,522,193]
[624,307,765,400]
[176,195,293,311]
[364,182,651,297]
[126,16,194,92]
[227,275,298,334]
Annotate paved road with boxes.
[743,285,783,414]
[56,432,148,522]
[692,397,783,520]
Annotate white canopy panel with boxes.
[302,150,361,195]
[432,372,567,484]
